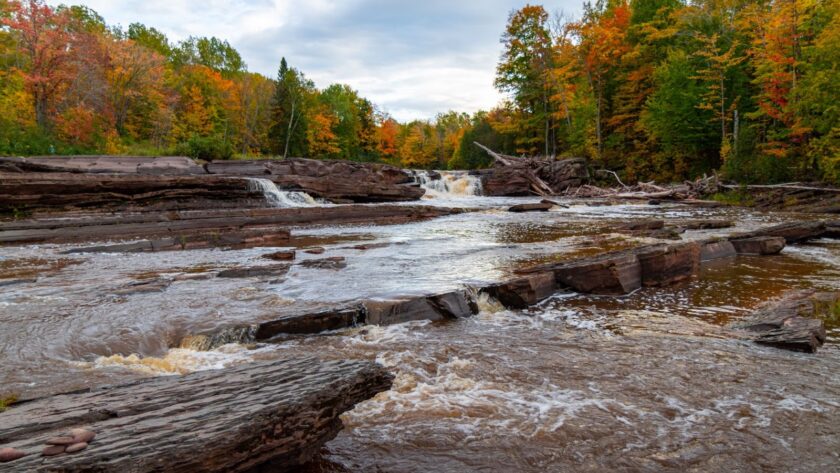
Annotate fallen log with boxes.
[0,357,393,472]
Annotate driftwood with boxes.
[721,183,840,194]
[0,357,393,472]
[474,143,587,197]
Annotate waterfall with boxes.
[246,178,319,208]
[414,171,483,198]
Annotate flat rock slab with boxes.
[733,291,834,353]
[364,291,479,326]
[481,272,557,309]
[0,357,393,472]
[542,250,642,295]
[699,240,737,262]
[739,221,826,243]
[635,242,700,287]
[508,203,554,213]
[217,264,290,279]
[730,236,786,255]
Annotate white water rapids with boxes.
[414,171,483,198]
[246,178,319,208]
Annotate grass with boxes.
[0,394,18,412]
[710,189,756,206]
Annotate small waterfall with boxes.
[414,171,483,198]
[246,178,319,208]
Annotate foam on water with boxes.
[414,171,483,199]
[246,178,319,207]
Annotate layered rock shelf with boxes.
[0,357,393,472]
[733,291,836,353]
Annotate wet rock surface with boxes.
[734,291,835,353]
[0,358,393,472]
[730,236,786,255]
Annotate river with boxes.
[1,173,838,472]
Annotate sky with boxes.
[47,0,582,121]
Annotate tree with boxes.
[496,5,555,155]
[269,58,312,158]
[3,0,77,128]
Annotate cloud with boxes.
[48,0,581,121]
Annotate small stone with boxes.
[46,436,76,445]
[0,447,26,462]
[65,442,88,454]
[304,247,326,255]
[70,428,96,444]
[263,250,296,261]
[42,445,66,456]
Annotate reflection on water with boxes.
[1,198,839,471]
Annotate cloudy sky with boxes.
[49,1,581,121]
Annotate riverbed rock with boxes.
[738,221,826,244]
[264,250,296,261]
[364,291,479,326]
[254,306,365,338]
[0,357,393,472]
[481,272,557,309]
[681,220,735,230]
[699,240,737,262]
[620,220,665,231]
[2,205,462,246]
[299,257,347,270]
[508,203,554,213]
[730,237,786,255]
[112,278,172,296]
[733,291,833,353]
[217,264,290,279]
[552,251,642,295]
[41,445,65,457]
[65,442,88,454]
[0,447,26,462]
[635,242,700,287]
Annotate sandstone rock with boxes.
[739,221,826,243]
[41,445,65,456]
[0,279,36,287]
[70,429,96,444]
[0,447,25,462]
[681,220,735,230]
[46,436,76,446]
[508,203,554,213]
[699,240,737,262]
[733,291,832,353]
[299,257,347,270]
[481,272,557,309]
[304,247,326,255]
[364,291,478,326]
[254,307,365,338]
[730,237,786,255]
[0,357,393,472]
[112,278,171,296]
[635,242,700,287]
[263,250,296,261]
[217,264,290,279]
[65,442,88,454]
[620,220,665,231]
[552,251,642,295]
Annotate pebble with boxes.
[65,442,88,453]
[42,445,66,456]
[70,428,96,444]
[46,436,76,446]
[0,447,26,462]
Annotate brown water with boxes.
[1,197,839,472]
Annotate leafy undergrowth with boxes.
[0,394,19,413]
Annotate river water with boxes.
[1,177,839,472]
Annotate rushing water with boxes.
[246,177,320,207]
[414,171,483,199]
[1,197,839,472]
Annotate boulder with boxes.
[0,358,393,472]
[730,237,786,255]
[551,251,642,295]
[363,290,478,326]
[299,257,347,270]
[635,242,700,287]
[739,221,826,243]
[508,203,554,213]
[481,272,557,309]
[733,291,834,353]
[217,264,290,279]
[699,240,737,262]
[254,307,365,338]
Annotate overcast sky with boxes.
[49,1,581,121]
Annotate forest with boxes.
[0,0,838,184]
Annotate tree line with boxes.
[0,0,838,184]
